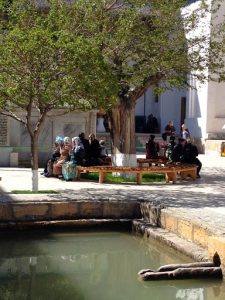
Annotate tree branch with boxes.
[26,96,34,137]
[0,110,26,125]
[105,1,121,11]
[132,72,165,101]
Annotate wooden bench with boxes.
[76,164,197,184]
[137,159,197,180]
[175,164,198,180]
[137,158,167,167]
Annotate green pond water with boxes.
[0,230,224,300]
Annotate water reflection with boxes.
[0,231,224,300]
[176,288,204,300]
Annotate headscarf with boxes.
[72,137,84,150]
[55,136,64,145]
[64,136,71,145]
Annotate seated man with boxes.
[162,120,176,141]
[165,136,176,161]
[79,132,90,157]
[171,138,186,162]
[180,138,202,178]
[86,133,101,166]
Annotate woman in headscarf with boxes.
[71,136,85,166]
[53,136,71,177]
[43,136,63,177]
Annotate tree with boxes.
[66,0,225,165]
[0,0,118,190]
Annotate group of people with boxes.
[146,122,202,178]
[162,121,191,142]
[42,133,109,178]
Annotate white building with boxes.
[135,0,225,155]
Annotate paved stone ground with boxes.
[0,154,225,237]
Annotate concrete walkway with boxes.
[0,154,225,237]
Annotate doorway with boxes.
[180,97,186,128]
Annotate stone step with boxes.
[139,202,225,272]
[133,220,208,262]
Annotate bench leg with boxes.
[136,173,142,184]
[99,172,106,183]
[166,171,176,183]
[76,169,81,181]
[180,170,188,180]
[180,170,197,180]
[189,169,197,180]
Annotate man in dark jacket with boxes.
[171,138,186,162]
[181,138,202,178]
[86,133,101,166]
[79,132,90,155]
[165,136,176,161]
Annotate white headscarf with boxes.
[64,136,71,145]
[72,137,84,150]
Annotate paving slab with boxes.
[0,154,225,238]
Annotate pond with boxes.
[0,230,224,300]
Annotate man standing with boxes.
[146,135,160,159]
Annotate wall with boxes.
[160,89,185,135]
[135,88,186,134]
[0,115,8,146]
[1,109,96,167]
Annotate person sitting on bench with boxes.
[146,135,160,159]
[180,138,202,178]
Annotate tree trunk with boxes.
[31,134,39,192]
[157,262,217,272]
[139,267,223,281]
[109,99,137,168]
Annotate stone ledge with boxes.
[160,211,212,248]
[140,204,225,271]
[0,200,141,222]
[132,220,208,262]
[0,219,132,230]
[208,236,225,271]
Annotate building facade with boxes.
[135,0,225,155]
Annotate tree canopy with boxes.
[63,0,225,103]
[58,0,225,155]
[1,0,225,161]
[1,0,224,122]
[0,0,119,126]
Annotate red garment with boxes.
[146,141,160,159]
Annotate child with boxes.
[99,140,111,165]
[99,140,108,158]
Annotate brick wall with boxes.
[0,115,8,145]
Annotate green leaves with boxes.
[0,0,225,116]
[0,0,119,117]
